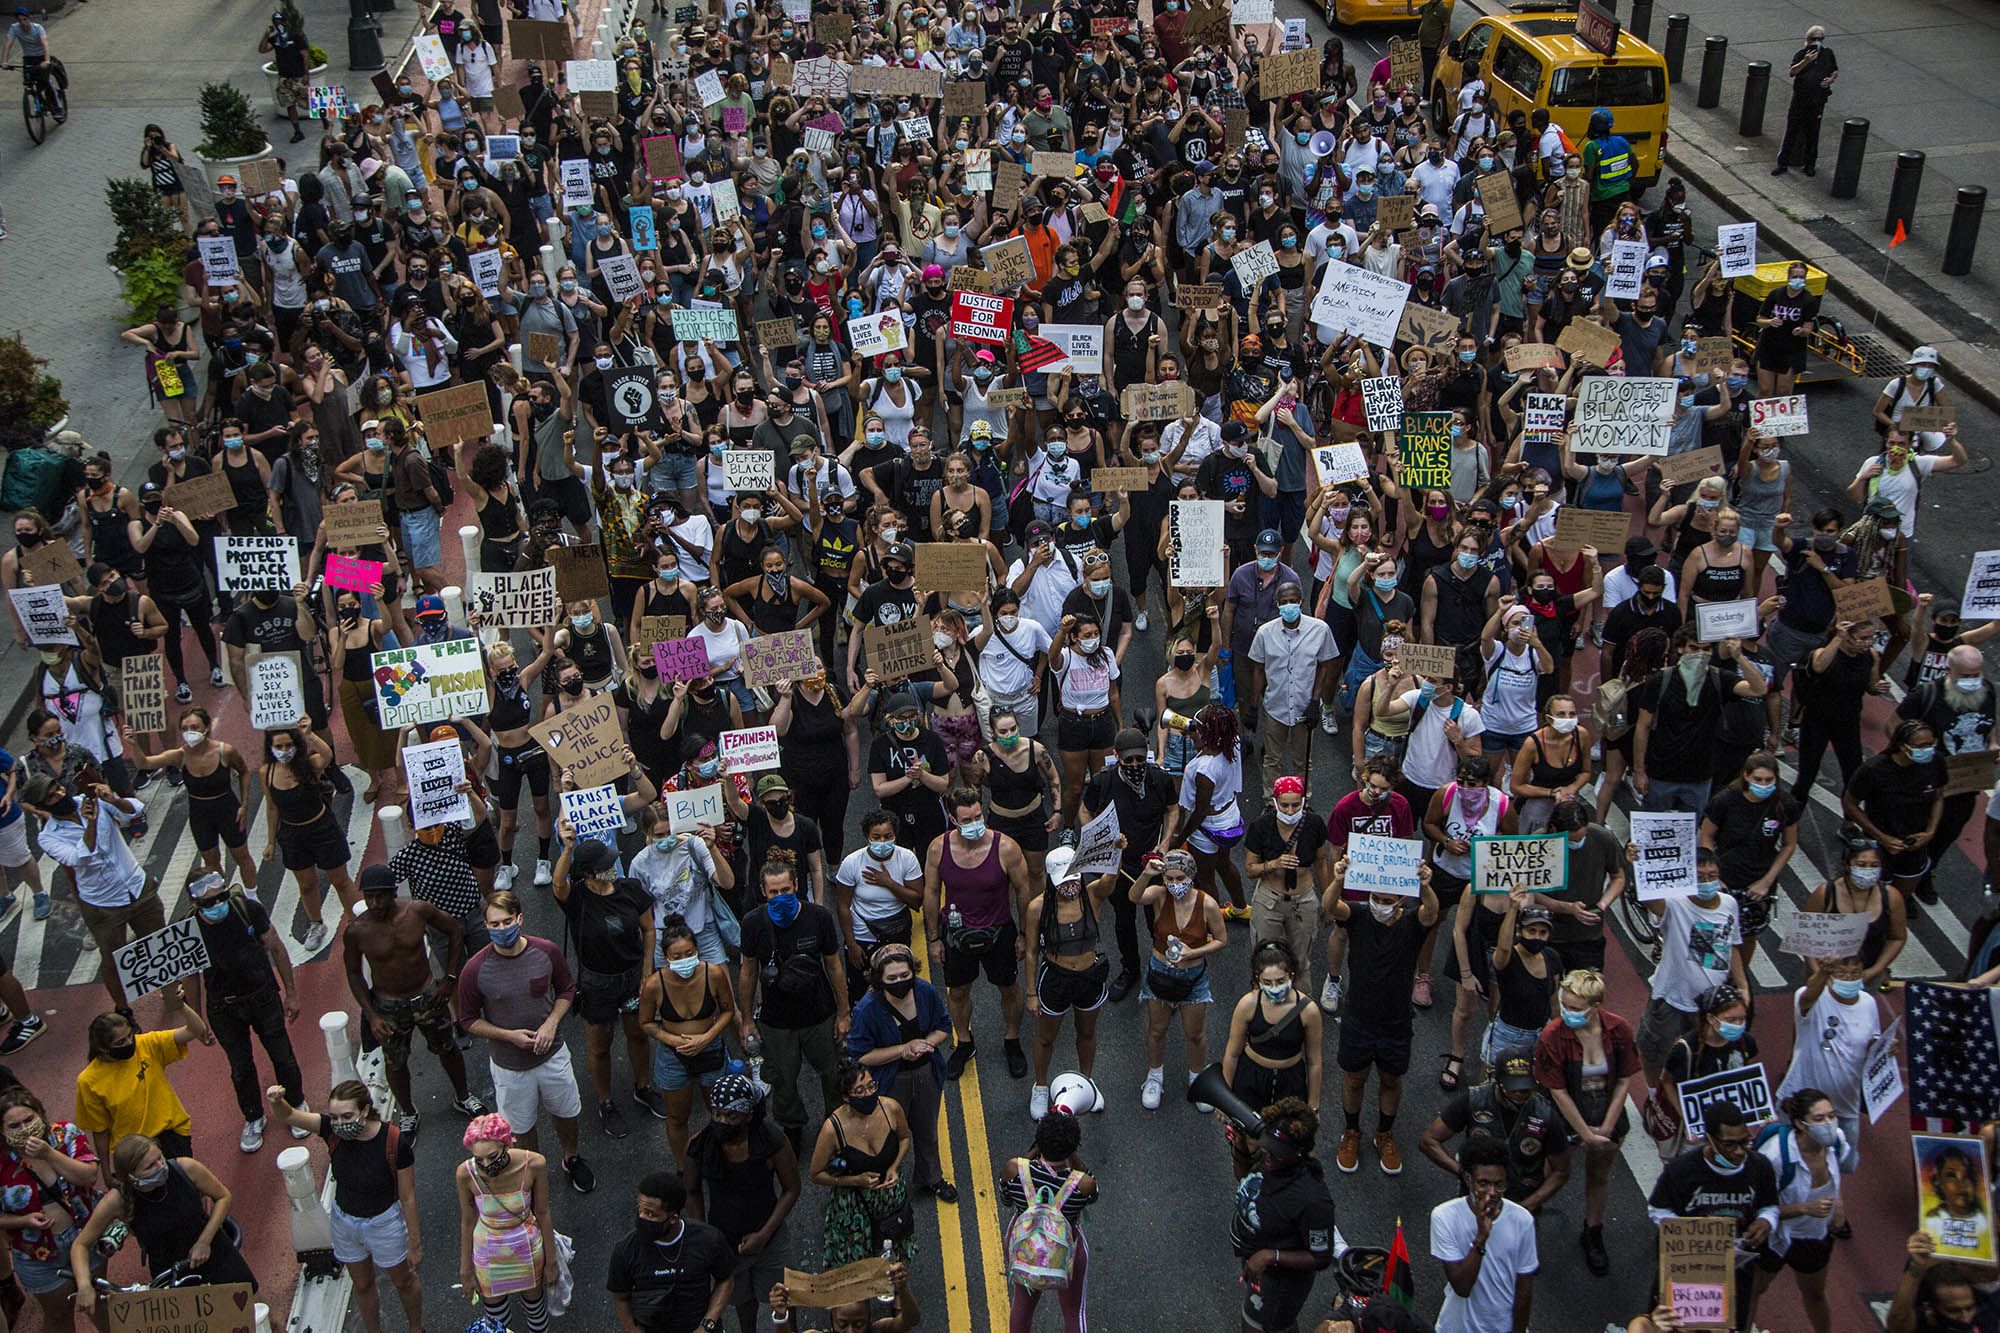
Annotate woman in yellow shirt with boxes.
[72,992,207,1187]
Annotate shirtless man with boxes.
[344,864,484,1131]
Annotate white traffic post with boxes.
[319,1010,356,1086]
[378,805,408,857]
[458,526,481,578]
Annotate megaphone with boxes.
[1186,1062,1263,1134]
[1049,1072,1101,1116]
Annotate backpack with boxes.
[0,446,68,516]
[1751,1122,1798,1191]
[1592,676,1634,741]
[1004,1162,1083,1292]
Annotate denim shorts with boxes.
[1481,728,1533,755]
[651,455,700,491]
[1140,958,1214,1007]
[653,1038,726,1091]
[1740,519,1778,553]
[331,1200,411,1268]
[401,505,442,569]
[717,677,759,713]
[15,1225,93,1294]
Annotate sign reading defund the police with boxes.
[371,637,490,730]
[402,738,471,830]
[1575,377,1677,456]
[114,917,212,1000]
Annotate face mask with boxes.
[1849,865,1882,889]
[132,1167,169,1189]
[1717,1020,1748,1042]
[1910,746,1937,764]
[198,899,232,923]
[958,819,986,840]
[1560,1006,1590,1029]
[1275,805,1305,827]
[1830,977,1865,1000]
[1374,577,1398,595]
[696,757,721,778]
[1914,366,1936,382]
[1714,530,1738,549]
[1261,982,1293,1002]
[1256,556,1278,573]
[998,614,1020,633]
[667,955,702,979]
[1278,604,1302,625]
[1088,578,1112,598]
[271,746,297,763]
[1956,675,1986,694]
[767,891,801,928]
[1788,278,1806,292]
[1747,780,1778,800]
[490,923,522,949]
[330,1118,370,1141]
[1805,1120,1841,1147]
[1694,881,1721,902]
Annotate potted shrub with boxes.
[194,81,271,166]
[0,334,70,454]
[104,177,182,268]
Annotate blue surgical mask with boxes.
[198,900,232,923]
[1295,131,1310,146]
[1695,881,1722,901]
[571,614,594,631]
[1374,576,1398,594]
[1910,745,1937,764]
[668,956,701,978]
[1417,681,1437,704]
[491,923,522,949]
[1073,514,1091,529]
[1256,556,1278,572]
[868,839,896,860]
[1830,977,1865,1000]
[653,835,679,853]
[698,758,721,777]
[1748,780,1776,799]
[958,819,986,840]
[1278,603,1301,625]
[1716,1020,1747,1041]
[1455,552,1477,571]
[1458,349,1477,364]
[1725,375,1748,392]
[1088,578,1111,597]
[767,891,801,927]
[1560,1005,1590,1029]
[884,366,902,383]
[1787,277,1806,292]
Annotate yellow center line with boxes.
[911,914,1011,1331]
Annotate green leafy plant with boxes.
[116,248,188,325]
[0,334,69,454]
[195,81,268,160]
[308,44,328,67]
[104,178,182,269]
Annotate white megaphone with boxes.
[1049,1072,1100,1116]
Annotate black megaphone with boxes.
[1186,1061,1263,1134]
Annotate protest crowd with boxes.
[1,0,1998,1329]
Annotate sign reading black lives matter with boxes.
[1470,833,1567,895]
[114,918,211,999]
[471,567,561,629]
[603,367,661,428]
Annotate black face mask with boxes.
[561,678,584,696]
[764,798,791,819]
[1173,652,1197,671]
[107,1039,137,1061]
[881,977,915,998]
[14,533,40,549]
[633,1216,668,1242]
[847,1094,880,1116]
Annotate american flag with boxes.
[1907,981,2000,1130]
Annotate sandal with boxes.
[1438,1054,1464,1092]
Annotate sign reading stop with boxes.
[950,291,1014,346]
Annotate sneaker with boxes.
[1375,1133,1403,1175]
[29,892,49,922]
[210,666,226,688]
[931,1179,959,1203]
[1003,1037,1028,1078]
[1580,1225,1609,1276]
[633,1086,667,1119]
[395,1111,422,1135]
[174,682,193,704]
[1770,165,1789,177]
[495,864,517,892]
[1188,1070,1212,1114]
[1141,1069,1163,1110]
[301,921,330,954]
[1222,905,1251,922]
[1336,1128,1361,1173]
[239,1118,266,1153]
[133,771,155,791]
[452,1093,488,1116]
[1029,1084,1049,1120]
[946,1041,976,1081]
[1320,705,1340,736]
[0,1015,46,1055]
[1319,977,1342,1014]
[166,768,183,788]
[1108,968,1139,1003]
[1412,974,1433,1009]
[0,892,17,927]
[564,1154,596,1193]
[534,858,553,887]
[1134,611,1149,632]
[599,1098,630,1140]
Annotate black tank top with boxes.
[88,596,149,662]
[489,672,532,731]
[141,520,205,602]
[267,771,328,823]
[569,621,613,681]
[719,520,773,588]
[128,1161,243,1275]
[639,583,697,625]
[340,624,381,681]
[830,1109,898,1177]
[1690,549,1745,602]
[1524,731,1584,793]
[183,759,235,802]
[1039,890,1100,954]
[223,454,266,522]
[982,742,1043,813]
[749,582,799,636]
[1248,995,1310,1060]
[88,498,139,569]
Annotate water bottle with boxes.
[947,904,963,931]
[877,1239,899,1304]
[1165,936,1184,966]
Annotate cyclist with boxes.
[1,6,65,114]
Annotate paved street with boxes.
[0,0,1997,1329]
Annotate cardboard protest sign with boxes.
[848,63,941,98]
[403,737,471,830]
[1964,551,2000,621]
[560,782,626,838]
[533,695,630,788]
[1780,911,1873,960]
[1396,412,1453,490]
[1030,150,1075,179]
[1360,376,1403,432]
[1676,1063,1773,1141]
[1945,751,1999,798]
[526,331,563,368]
[666,782,727,833]
[722,450,776,494]
[948,265,997,296]
[756,316,800,352]
[990,160,1024,210]
[218,536,299,592]
[1121,382,1197,421]
[1087,467,1147,492]
[636,615,688,650]
[1552,506,1629,554]
[1069,802,1123,878]
[1863,1016,1903,1123]
[652,637,714,683]
[416,382,491,447]
[1503,344,1564,374]
[950,291,1013,345]
[1475,173,1523,235]
[914,544,989,593]
[1469,833,1567,895]
[113,918,212,1002]
[1310,443,1369,489]
[1630,812,1698,901]
[1749,394,1808,437]
[1904,405,1955,434]
[8,585,73,646]
[1716,222,1758,278]
[1694,598,1760,643]
[370,638,488,730]
[1182,0,1229,44]
[1169,500,1226,588]
[1260,47,1320,99]
[553,544,610,604]
[718,726,781,774]
[508,18,571,60]
[1657,1217,1735,1332]
[121,654,167,734]
[780,1259,893,1309]
[812,11,852,43]
[1555,319,1620,367]
[471,567,560,629]
[791,56,849,99]
[983,387,1028,409]
[1394,642,1459,680]
[1575,377,1676,455]
[1523,392,1567,441]
[863,622,933,681]
[1176,284,1225,310]
[1396,301,1460,352]
[1386,37,1422,90]
[1916,1134,1995,1264]
[20,538,82,589]
[1656,445,1726,488]
[1831,577,1896,623]
[162,471,235,522]
[642,134,684,183]
[323,499,387,550]
[1344,834,1424,897]
[943,79,987,118]
[1375,192,1415,234]
[740,629,817,689]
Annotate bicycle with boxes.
[3,59,65,144]
[58,1259,209,1300]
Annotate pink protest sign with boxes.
[325,553,384,592]
[653,636,713,682]
[721,106,747,133]
[806,111,845,134]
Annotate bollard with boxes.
[1631,0,1653,42]
[319,1010,357,1086]
[1885,150,1925,238]
[254,1305,272,1333]
[441,585,464,627]
[1740,61,1771,137]
[507,342,523,374]
[458,525,481,579]
[1832,118,1869,199]
[538,241,560,287]
[379,805,408,857]
[1697,35,1727,109]
[275,1146,334,1253]
[1944,186,1987,276]
[1664,14,1690,83]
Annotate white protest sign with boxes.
[471,566,560,629]
[1574,376,1676,456]
[403,738,471,830]
[1360,376,1403,433]
[8,585,74,646]
[722,449,775,493]
[1717,222,1758,279]
[1233,0,1275,21]
[1310,264,1411,348]
[803,127,836,156]
[1069,803,1123,878]
[413,32,452,81]
[1168,500,1226,587]
[1606,240,1648,299]
[218,535,300,592]
[470,249,504,298]
[1282,16,1308,48]
[1630,811,1698,901]
[1963,551,2000,622]
[896,116,933,143]
[1524,392,1567,439]
[485,134,520,162]
[1469,834,1568,895]
[561,782,627,838]
[847,310,908,358]
[599,253,645,303]
[671,305,738,342]
[565,58,616,92]
[1039,324,1103,374]
[113,918,211,1000]
[1780,911,1875,960]
[1863,1016,1904,1124]
[1345,834,1424,897]
[709,179,740,224]
[1311,442,1369,488]
[667,782,727,833]
[1749,395,1809,437]
[1230,240,1279,291]
[370,637,491,730]
[560,158,593,209]
[718,726,780,773]
[246,651,305,731]
[1694,597,1760,643]
[196,236,239,282]
[694,69,727,106]
[1677,1063,1774,1141]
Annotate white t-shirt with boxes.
[834,844,923,942]
[1179,748,1243,833]
[455,41,497,97]
[1005,550,1080,636]
[1430,1196,1537,1333]
[1305,220,1361,266]
[1603,564,1679,610]
[979,620,1051,699]
[1760,1126,1843,1253]
[1164,416,1221,474]
[630,836,717,940]
[1648,893,1743,1012]
[1398,690,1486,790]
[1852,454,1938,537]
[1774,986,1882,1119]
[1054,645,1119,711]
[690,617,752,680]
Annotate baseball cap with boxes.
[884,690,921,714]
[359,864,398,894]
[1645,253,1668,270]
[1519,906,1553,927]
[1194,161,1217,175]
[1113,728,1148,758]
[1025,519,1054,542]
[1498,1053,1536,1092]
[1255,528,1283,553]
[970,419,993,438]
[216,174,238,187]
[571,839,618,875]
[1863,496,1902,522]
[754,773,791,798]
[20,772,57,806]
[1909,345,1941,366]
[415,593,447,619]
[1220,420,1248,442]
[1045,844,1079,884]
[885,541,915,565]
[1624,535,1658,560]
